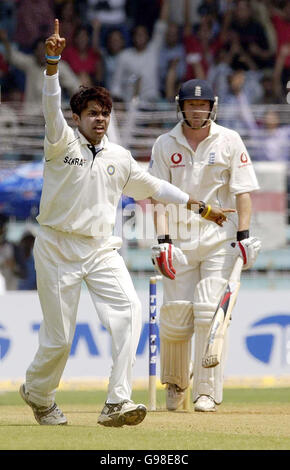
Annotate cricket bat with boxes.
[202,256,244,368]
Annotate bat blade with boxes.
[202,256,243,368]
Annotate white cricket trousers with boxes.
[162,222,238,403]
[25,226,142,408]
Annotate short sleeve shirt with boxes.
[148,121,259,239]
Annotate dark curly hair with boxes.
[70,86,113,116]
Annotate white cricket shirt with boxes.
[37,73,164,246]
[148,120,260,239]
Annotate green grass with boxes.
[1,388,290,450]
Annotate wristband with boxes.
[45,54,61,61]
[46,61,60,66]
[157,235,172,244]
[237,230,249,241]
[198,201,206,214]
[202,204,211,219]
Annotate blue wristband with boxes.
[45,54,61,61]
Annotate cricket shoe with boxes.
[194,395,216,412]
[166,384,186,411]
[98,401,147,427]
[19,384,68,425]
[166,361,194,411]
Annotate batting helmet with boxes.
[175,79,218,128]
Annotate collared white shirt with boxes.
[38,73,162,243]
[148,120,259,238]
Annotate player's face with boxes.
[183,99,211,129]
[75,101,111,144]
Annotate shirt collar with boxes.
[75,128,109,150]
[169,120,219,148]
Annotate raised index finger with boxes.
[54,18,59,36]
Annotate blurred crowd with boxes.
[0,0,289,106]
[0,0,289,163]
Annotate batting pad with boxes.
[193,277,228,404]
[160,301,194,390]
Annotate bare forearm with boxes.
[151,199,169,236]
[159,0,169,22]
[46,63,58,76]
[236,192,252,231]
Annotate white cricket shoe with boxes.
[166,384,185,411]
[19,384,68,425]
[194,395,216,412]
[98,400,147,427]
[166,361,194,411]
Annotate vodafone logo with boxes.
[240,152,248,163]
[171,153,183,164]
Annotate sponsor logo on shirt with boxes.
[240,152,248,163]
[63,156,87,167]
[107,164,115,175]
[170,153,185,168]
[238,152,252,168]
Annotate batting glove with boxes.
[151,236,188,280]
[237,232,261,270]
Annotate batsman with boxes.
[149,79,261,412]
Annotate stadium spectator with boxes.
[0,50,9,88]
[183,14,222,81]
[207,48,232,101]
[13,0,55,52]
[273,43,290,98]
[111,0,169,103]
[167,0,201,28]
[197,0,222,36]
[271,0,290,67]
[254,69,285,105]
[218,69,258,132]
[126,0,162,36]
[197,0,219,16]
[222,0,274,71]
[54,0,82,48]
[252,109,290,162]
[0,30,80,107]
[251,0,277,58]
[102,28,125,91]
[84,0,129,47]
[159,22,186,101]
[62,24,103,87]
[17,231,37,290]
[0,86,21,158]
[0,0,16,40]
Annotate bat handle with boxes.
[230,256,244,281]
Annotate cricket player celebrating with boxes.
[149,79,261,412]
[19,21,232,427]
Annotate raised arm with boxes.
[0,28,32,71]
[43,19,67,144]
